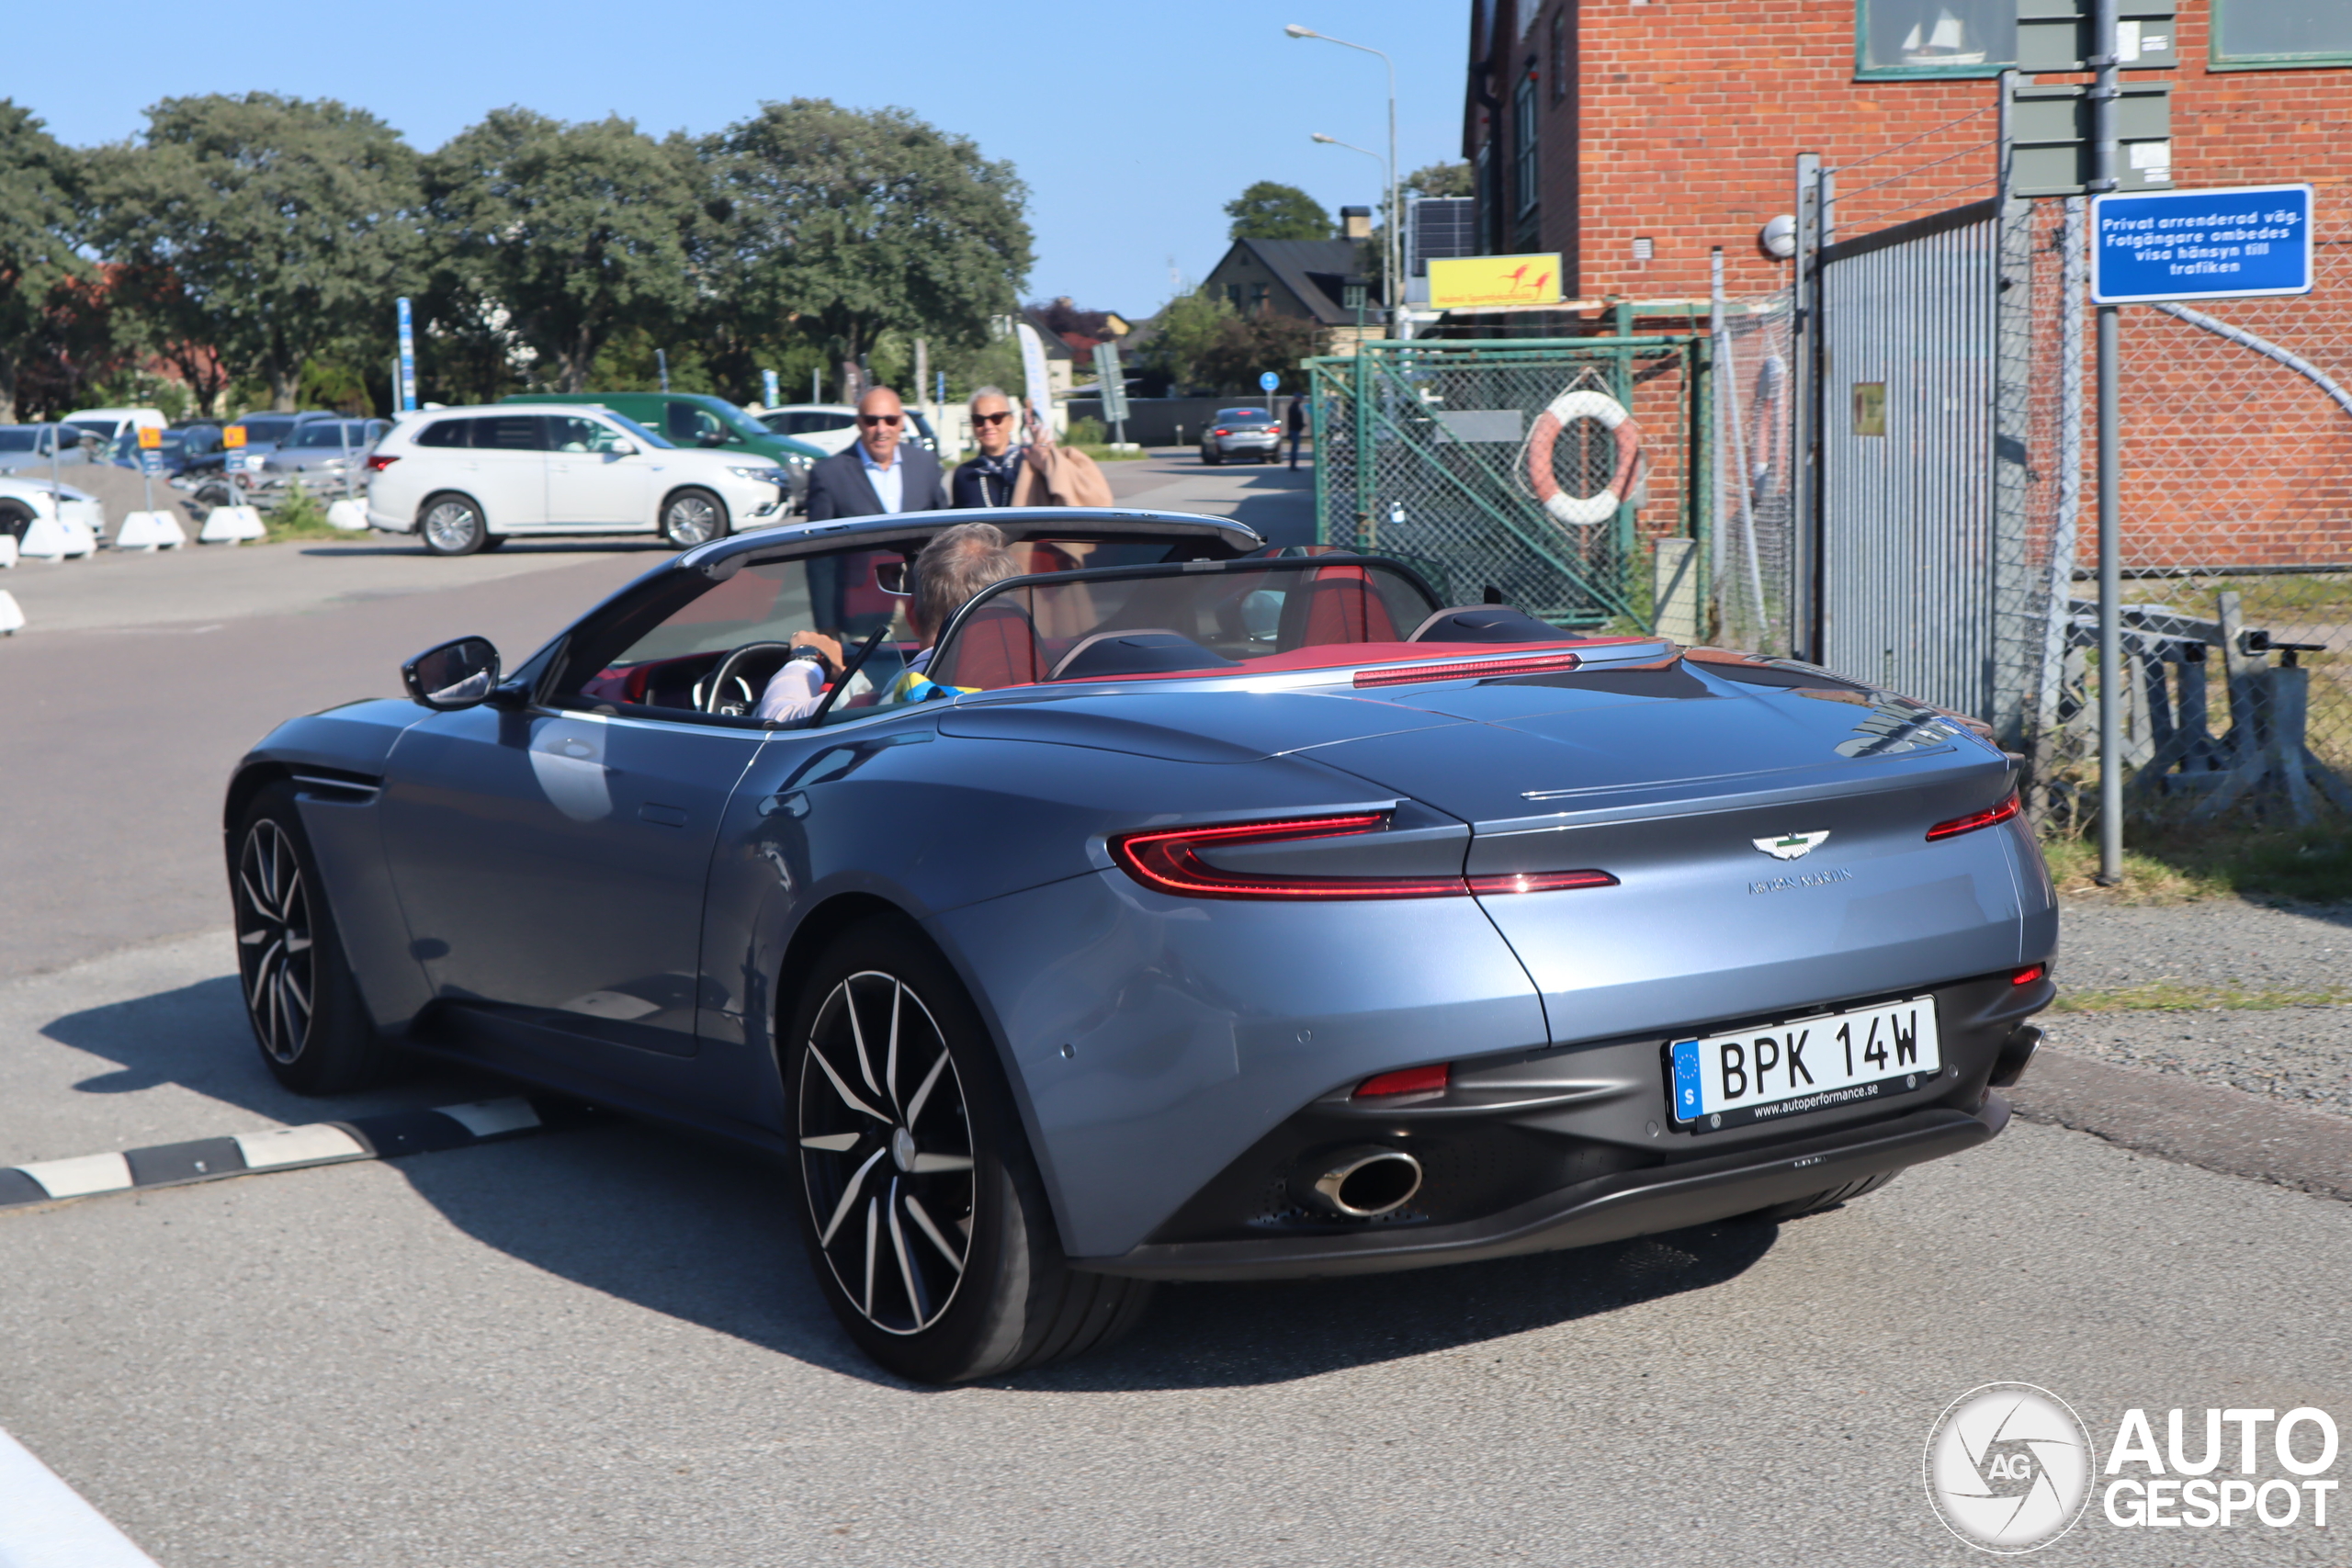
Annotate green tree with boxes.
[88,93,423,412]
[1406,161,1473,198]
[1195,312,1328,395]
[701,99,1032,395]
[1224,181,1332,242]
[425,109,702,393]
[1136,288,1237,393]
[0,102,97,422]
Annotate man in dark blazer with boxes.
[804,386,950,520]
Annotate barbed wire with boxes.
[1826,102,1996,177]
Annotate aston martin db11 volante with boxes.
[226,507,2056,1382]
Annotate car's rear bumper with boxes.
[1079,1094,2007,1280]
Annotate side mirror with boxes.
[402,636,502,710]
[874,561,911,597]
[699,432,729,448]
[609,440,638,457]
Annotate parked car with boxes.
[510,392,820,511]
[1199,406,1281,465]
[0,474,107,544]
[223,511,2054,1383]
[759,402,939,458]
[60,407,168,446]
[364,403,797,554]
[0,424,91,473]
[254,418,392,493]
[104,422,229,479]
[221,411,345,478]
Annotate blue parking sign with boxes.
[2091,184,2313,305]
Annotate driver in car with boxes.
[753,522,1021,723]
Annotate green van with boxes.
[503,391,823,510]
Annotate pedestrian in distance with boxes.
[950,386,1115,509]
[1286,396,1306,469]
[805,386,949,520]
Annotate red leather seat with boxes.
[940,603,1047,690]
[1283,567,1400,648]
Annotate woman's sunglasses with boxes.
[973,412,1013,426]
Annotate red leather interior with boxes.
[944,604,1047,690]
[1290,566,1399,646]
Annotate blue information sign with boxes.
[396,297,419,412]
[2090,184,2313,305]
[1259,370,1280,393]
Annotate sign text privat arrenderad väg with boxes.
[2091,183,2315,305]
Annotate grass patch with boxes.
[2040,820,2352,905]
[2052,980,2352,1012]
[262,484,360,542]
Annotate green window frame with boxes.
[1854,0,2018,79]
[2211,0,2352,69]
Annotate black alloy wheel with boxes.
[419,494,488,556]
[786,919,1155,1382]
[661,487,728,547]
[232,783,390,1093]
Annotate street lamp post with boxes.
[1310,131,1386,328]
[1285,23,1400,335]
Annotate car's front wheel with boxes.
[419,494,488,556]
[232,782,393,1094]
[661,487,728,547]
[785,918,1154,1382]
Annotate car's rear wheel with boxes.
[0,499,34,542]
[1200,447,1219,466]
[785,918,1154,1382]
[662,487,728,547]
[419,495,488,556]
[232,783,393,1094]
[1749,1169,1898,1223]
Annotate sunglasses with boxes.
[973,412,1013,426]
[858,413,903,426]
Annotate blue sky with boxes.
[17,1,1470,316]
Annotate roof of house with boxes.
[1205,238,1380,326]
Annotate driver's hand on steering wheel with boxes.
[789,629,844,676]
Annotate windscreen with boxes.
[924,558,1447,694]
[288,423,365,447]
[235,416,298,443]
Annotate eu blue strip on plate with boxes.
[1670,1040,1703,1120]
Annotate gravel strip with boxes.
[2038,1005,2352,1118]
[2058,896,2352,991]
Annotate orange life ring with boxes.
[1526,389,1641,526]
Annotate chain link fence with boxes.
[1309,339,1705,631]
[1709,291,1798,656]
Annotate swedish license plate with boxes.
[1668,996,1940,1131]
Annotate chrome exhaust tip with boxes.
[1296,1145,1424,1219]
[1989,1024,2042,1088]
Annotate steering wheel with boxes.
[698,641,799,716]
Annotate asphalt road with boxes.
[2,483,2347,1566]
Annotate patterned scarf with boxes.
[967,447,1024,508]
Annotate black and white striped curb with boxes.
[0,1097,582,1212]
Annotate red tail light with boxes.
[1353,651,1581,688]
[1108,812,1615,901]
[1212,428,1231,436]
[2011,963,2047,986]
[1355,1063,1449,1099]
[365,454,400,473]
[1926,793,2022,840]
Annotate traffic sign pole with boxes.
[2093,0,2124,885]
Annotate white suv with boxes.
[365,404,796,555]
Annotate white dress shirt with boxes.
[858,443,905,513]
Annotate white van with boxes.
[60,408,170,444]
[364,403,799,555]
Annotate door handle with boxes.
[639,803,689,828]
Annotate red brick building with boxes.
[1463,0,2351,303]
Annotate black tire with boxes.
[476,532,507,551]
[1748,1170,1898,1223]
[0,499,35,542]
[784,917,1154,1382]
[418,493,487,556]
[661,487,729,547]
[231,782,394,1094]
[1200,448,1220,466]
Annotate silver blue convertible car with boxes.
[225,508,2056,1382]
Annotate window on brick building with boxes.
[2212,0,2352,67]
[1549,9,1568,103]
[1857,0,2017,77]
[1512,74,1540,219]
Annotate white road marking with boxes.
[15,1153,132,1201]
[0,1427,161,1567]
[232,1123,368,1170]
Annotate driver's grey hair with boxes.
[968,385,1012,415]
[914,521,1020,636]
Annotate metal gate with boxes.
[1307,337,1708,630]
[1815,199,2006,715]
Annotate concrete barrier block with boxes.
[325,498,369,532]
[0,589,22,634]
[114,511,189,551]
[18,514,94,559]
[198,504,267,545]
[0,535,17,569]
